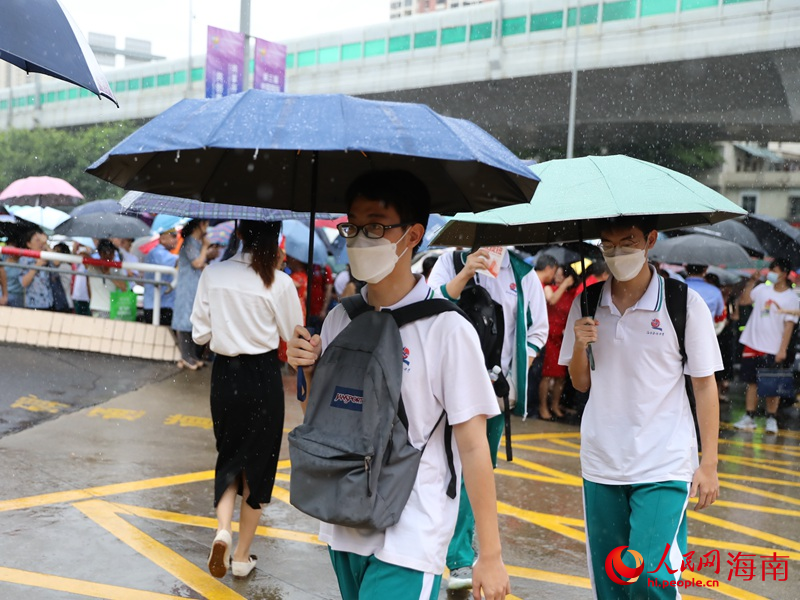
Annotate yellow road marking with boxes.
[718,472,800,489]
[0,461,293,514]
[721,456,800,478]
[116,502,324,546]
[73,499,245,600]
[511,432,582,441]
[689,536,800,561]
[497,501,585,543]
[689,511,800,552]
[512,442,581,458]
[508,457,583,485]
[505,564,590,589]
[682,570,770,600]
[712,499,800,518]
[0,470,215,513]
[495,469,579,486]
[719,439,800,457]
[719,481,800,507]
[719,453,797,467]
[0,567,183,600]
[548,438,582,450]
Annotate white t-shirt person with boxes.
[739,283,800,355]
[318,276,499,575]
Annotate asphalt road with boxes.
[0,343,177,437]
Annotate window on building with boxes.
[741,193,757,214]
[789,195,800,221]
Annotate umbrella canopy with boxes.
[650,234,753,268]
[430,155,746,247]
[119,191,333,222]
[150,214,190,235]
[54,213,151,239]
[207,221,235,246]
[418,214,451,252]
[530,242,604,267]
[5,205,70,230]
[741,214,800,266]
[676,219,766,258]
[0,0,116,105]
[0,176,84,208]
[87,90,539,214]
[705,265,747,287]
[70,199,125,218]
[282,220,328,265]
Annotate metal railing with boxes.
[0,247,178,325]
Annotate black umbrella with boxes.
[54,213,150,239]
[650,234,753,268]
[0,0,117,105]
[70,199,125,218]
[677,219,766,258]
[742,214,800,266]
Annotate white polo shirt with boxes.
[559,269,723,485]
[318,275,500,574]
[739,283,800,355]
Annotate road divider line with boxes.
[689,510,800,552]
[114,502,324,546]
[72,499,245,600]
[718,472,800,488]
[0,566,183,600]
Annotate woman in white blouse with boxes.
[191,220,303,580]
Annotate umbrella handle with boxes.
[297,366,308,402]
[587,345,595,371]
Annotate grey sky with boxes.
[60,0,389,62]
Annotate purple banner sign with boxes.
[205,26,245,98]
[254,38,287,93]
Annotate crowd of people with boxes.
[1,180,798,599]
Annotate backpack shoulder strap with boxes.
[583,281,605,318]
[341,294,371,320]
[390,298,468,328]
[664,277,688,365]
[453,251,467,276]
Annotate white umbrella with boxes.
[5,205,70,230]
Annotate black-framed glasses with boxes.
[596,238,645,255]
[337,222,412,239]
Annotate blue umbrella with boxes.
[150,214,190,235]
[0,0,116,105]
[119,191,334,222]
[282,220,328,265]
[87,90,539,215]
[419,214,451,251]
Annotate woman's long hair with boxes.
[239,220,281,288]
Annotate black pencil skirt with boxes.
[210,350,284,510]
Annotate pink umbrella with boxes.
[0,176,84,208]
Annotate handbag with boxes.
[110,290,138,321]
[49,271,71,313]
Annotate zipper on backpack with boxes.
[365,456,373,497]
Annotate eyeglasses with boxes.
[337,222,412,239]
[596,238,645,255]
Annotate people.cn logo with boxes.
[605,546,644,585]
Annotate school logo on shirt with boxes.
[330,386,363,412]
[509,282,517,292]
[402,347,411,372]
[648,318,664,336]
[605,546,644,585]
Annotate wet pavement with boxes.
[1,348,799,599]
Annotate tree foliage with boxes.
[526,141,723,175]
[0,121,141,202]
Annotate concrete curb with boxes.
[0,307,180,361]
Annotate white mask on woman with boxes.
[347,228,410,284]
[605,248,647,282]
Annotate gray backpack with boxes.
[288,295,461,530]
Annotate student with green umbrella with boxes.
[559,216,722,598]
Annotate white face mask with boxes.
[766,271,779,284]
[347,228,410,284]
[605,247,647,282]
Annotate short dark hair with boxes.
[345,170,431,250]
[53,243,71,255]
[770,257,793,273]
[686,264,707,276]
[422,255,438,278]
[97,239,117,256]
[599,216,659,237]
[588,259,608,276]
[535,254,559,271]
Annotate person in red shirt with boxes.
[539,265,579,420]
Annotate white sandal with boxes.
[231,554,257,577]
[207,530,232,578]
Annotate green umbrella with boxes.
[429,155,747,248]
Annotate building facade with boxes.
[698,142,800,224]
[390,0,493,19]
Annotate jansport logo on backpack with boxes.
[288,295,462,530]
